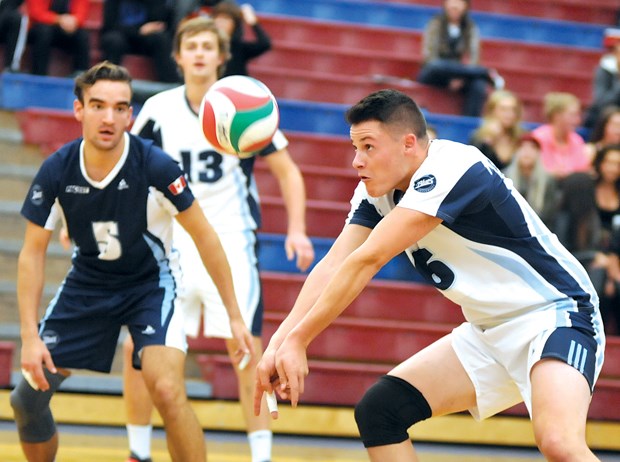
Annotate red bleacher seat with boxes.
[254,160,358,203]
[259,15,601,75]
[260,196,349,237]
[257,15,599,121]
[286,132,354,170]
[259,271,462,324]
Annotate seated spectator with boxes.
[593,143,620,247]
[417,0,503,117]
[100,0,179,83]
[531,92,590,180]
[26,0,90,76]
[470,89,524,169]
[553,172,605,305]
[592,143,620,335]
[604,228,620,335]
[584,105,620,161]
[0,0,27,72]
[503,133,558,227]
[211,1,271,77]
[584,29,620,128]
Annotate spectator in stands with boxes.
[470,89,524,170]
[585,105,620,161]
[592,143,620,258]
[100,0,179,83]
[0,0,27,72]
[210,1,271,77]
[584,29,620,128]
[554,172,605,302]
[604,227,620,335]
[26,0,90,76]
[579,144,620,335]
[503,133,558,227]
[417,0,503,117]
[167,0,223,34]
[531,92,590,180]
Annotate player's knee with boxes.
[536,427,584,461]
[354,375,432,448]
[10,370,66,443]
[149,376,186,414]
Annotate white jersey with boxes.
[347,139,598,329]
[131,85,288,234]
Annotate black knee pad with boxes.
[10,368,66,443]
[355,375,432,448]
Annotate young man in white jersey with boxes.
[11,61,253,462]
[122,17,315,462]
[255,89,606,461]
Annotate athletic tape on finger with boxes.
[265,391,278,417]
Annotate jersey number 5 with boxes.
[92,221,122,261]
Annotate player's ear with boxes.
[404,133,416,151]
[73,99,84,122]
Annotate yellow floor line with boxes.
[1,390,619,451]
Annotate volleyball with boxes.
[199,75,280,158]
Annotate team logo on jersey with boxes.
[168,175,187,195]
[40,330,60,350]
[413,174,436,193]
[65,185,90,194]
[30,184,44,205]
[117,179,129,190]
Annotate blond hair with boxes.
[543,92,580,122]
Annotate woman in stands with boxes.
[417,0,503,117]
[470,89,524,170]
[585,105,620,161]
[531,91,591,180]
[502,132,559,227]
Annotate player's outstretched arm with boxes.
[274,208,442,407]
[254,223,371,415]
[17,221,57,390]
[264,149,315,272]
[176,201,254,360]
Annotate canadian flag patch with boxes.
[168,175,187,195]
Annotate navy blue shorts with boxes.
[39,280,186,373]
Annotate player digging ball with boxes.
[255,89,606,462]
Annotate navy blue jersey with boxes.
[22,133,194,289]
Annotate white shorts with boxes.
[451,307,605,421]
[174,228,262,339]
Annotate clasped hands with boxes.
[253,335,309,418]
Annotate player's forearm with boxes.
[17,251,46,340]
[268,254,347,349]
[202,247,244,320]
[277,167,308,236]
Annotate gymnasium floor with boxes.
[2,421,620,462]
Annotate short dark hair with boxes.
[74,61,132,103]
[345,89,428,139]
